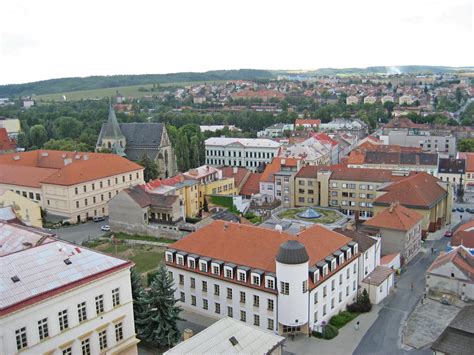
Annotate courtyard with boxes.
[277,207,344,225]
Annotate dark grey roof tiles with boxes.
[276,240,309,264]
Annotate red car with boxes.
[444,230,453,238]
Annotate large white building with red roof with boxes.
[0,150,144,223]
[165,220,360,335]
[0,223,138,355]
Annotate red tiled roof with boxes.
[260,157,299,182]
[221,167,250,189]
[0,150,143,186]
[169,220,352,273]
[384,117,430,130]
[451,221,474,248]
[0,128,16,151]
[240,173,262,196]
[458,152,474,172]
[361,266,395,286]
[374,173,447,209]
[311,132,338,147]
[364,204,423,231]
[427,246,474,280]
[295,165,326,178]
[295,119,321,126]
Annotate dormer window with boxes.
[188,258,196,269]
[323,265,328,277]
[165,252,174,263]
[347,249,352,259]
[199,260,208,272]
[354,244,358,254]
[265,275,275,289]
[225,268,233,279]
[237,270,247,282]
[331,260,336,271]
[176,255,184,266]
[339,254,345,265]
[314,269,320,283]
[252,274,260,286]
[212,265,220,275]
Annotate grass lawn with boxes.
[107,232,176,244]
[85,240,165,274]
[277,208,341,224]
[36,80,227,101]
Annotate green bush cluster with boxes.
[329,311,359,328]
[312,324,339,339]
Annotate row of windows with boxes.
[206,150,275,159]
[206,159,265,168]
[332,191,375,199]
[331,182,376,190]
[15,288,120,351]
[75,191,119,209]
[180,292,275,330]
[298,179,314,186]
[15,190,41,201]
[74,173,140,195]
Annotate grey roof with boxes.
[167,248,176,253]
[251,269,264,275]
[325,256,335,262]
[225,263,236,268]
[316,261,327,268]
[334,228,377,252]
[431,305,474,354]
[333,250,342,256]
[276,240,309,264]
[126,186,178,209]
[200,256,211,262]
[266,272,276,278]
[177,251,188,256]
[238,266,250,271]
[120,122,164,146]
[101,103,124,139]
[212,260,224,265]
[364,151,438,166]
[188,254,199,259]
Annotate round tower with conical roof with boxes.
[276,239,310,334]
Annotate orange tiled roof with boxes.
[0,128,16,151]
[374,173,447,209]
[240,173,262,196]
[458,152,474,172]
[364,204,423,231]
[221,167,250,189]
[0,150,143,187]
[169,220,352,273]
[427,246,474,280]
[260,157,299,182]
[295,119,321,126]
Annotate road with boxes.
[453,97,473,120]
[54,217,109,244]
[354,211,472,355]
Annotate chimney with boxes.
[233,166,238,174]
[183,328,193,341]
[83,155,89,161]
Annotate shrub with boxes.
[312,324,339,339]
[329,311,360,328]
[347,289,372,313]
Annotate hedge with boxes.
[312,324,339,339]
[329,311,360,329]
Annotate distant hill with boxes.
[0,69,275,97]
[1,66,473,98]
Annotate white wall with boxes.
[0,269,137,355]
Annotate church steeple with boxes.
[103,99,125,139]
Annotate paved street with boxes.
[54,218,109,244]
[354,212,473,355]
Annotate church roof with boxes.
[101,103,124,139]
[119,123,164,147]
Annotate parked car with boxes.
[457,207,465,213]
[101,225,110,231]
[452,208,457,212]
[466,208,474,214]
[444,230,453,238]
[93,216,105,222]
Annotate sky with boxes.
[1,0,473,85]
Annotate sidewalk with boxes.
[283,306,380,355]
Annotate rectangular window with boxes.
[99,329,108,351]
[191,295,196,306]
[189,259,196,269]
[62,347,72,355]
[323,286,327,297]
[254,314,260,326]
[212,265,220,275]
[323,305,327,316]
[314,292,318,304]
[268,318,274,330]
[215,303,220,314]
[280,281,289,295]
[346,285,349,296]
[38,318,49,340]
[252,275,260,286]
[227,288,233,300]
[238,271,246,282]
[81,338,91,355]
[253,295,260,307]
[347,269,350,279]
[331,280,335,291]
[180,292,185,302]
[203,299,208,310]
[240,291,246,303]
[303,280,308,293]
[266,278,274,289]
[331,298,335,309]
[339,274,343,285]
[214,284,220,296]
[115,322,124,342]
[112,288,120,307]
[179,274,184,285]
[58,309,69,331]
[190,277,195,289]
[75,187,78,194]
[77,302,87,322]
[202,281,208,292]
[200,262,208,272]
[95,295,104,314]
[227,306,233,318]
[15,327,27,350]
[240,310,246,322]
[225,268,232,278]
[339,291,342,303]
[267,299,274,311]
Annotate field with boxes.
[277,208,341,224]
[85,239,166,274]
[36,80,227,101]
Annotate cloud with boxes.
[1,33,38,56]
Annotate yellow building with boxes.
[0,189,42,227]
[0,118,21,137]
[294,166,321,207]
[346,95,359,105]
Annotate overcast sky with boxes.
[1,0,473,85]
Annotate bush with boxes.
[329,311,359,328]
[312,324,339,339]
[347,289,372,313]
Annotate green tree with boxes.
[455,87,463,103]
[136,264,183,348]
[16,132,30,148]
[130,267,145,324]
[175,133,190,172]
[29,124,48,148]
[139,154,159,182]
[54,116,83,139]
[190,135,200,167]
[43,139,90,151]
[458,138,474,152]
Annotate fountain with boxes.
[296,207,321,219]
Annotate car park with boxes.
[457,207,465,213]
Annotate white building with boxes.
[0,237,138,355]
[165,221,360,335]
[205,138,281,171]
[164,317,285,355]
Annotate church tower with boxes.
[97,101,126,156]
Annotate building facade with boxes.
[205,138,281,172]
[165,221,360,335]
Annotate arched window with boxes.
[107,142,111,149]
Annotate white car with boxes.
[101,225,110,232]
